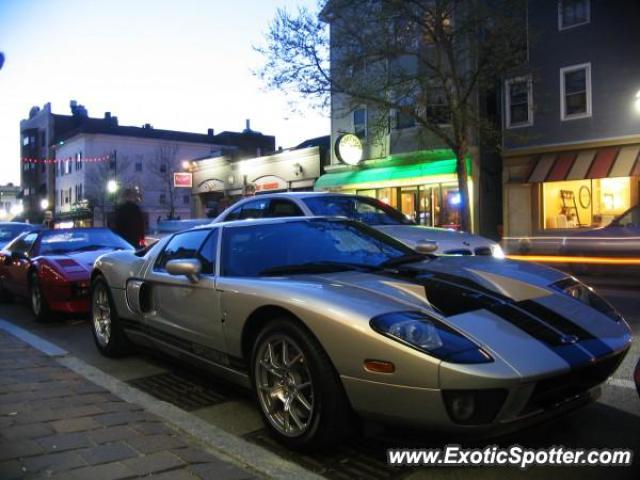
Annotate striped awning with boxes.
[527,145,640,183]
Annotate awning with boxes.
[526,144,640,183]
[315,153,470,190]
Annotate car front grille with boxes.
[521,349,627,415]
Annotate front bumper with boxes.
[341,346,629,434]
[42,281,91,314]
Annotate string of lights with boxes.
[20,155,111,164]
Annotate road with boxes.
[1,277,638,480]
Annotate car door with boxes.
[0,231,39,297]
[143,228,227,361]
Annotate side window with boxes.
[617,207,640,228]
[154,230,211,272]
[7,232,38,255]
[224,205,243,221]
[235,199,270,220]
[198,229,218,275]
[266,199,303,218]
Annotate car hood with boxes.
[374,225,494,250]
[310,256,631,376]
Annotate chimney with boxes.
[143,123,153,129]
[104,112,111,119]
[207,128,214,136]
[246,119,250,130]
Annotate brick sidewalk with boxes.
[0,330,258,479]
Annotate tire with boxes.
[29,272,51,322]
[90,276,131,357]
[0,278,12,303]
[251,317,353,451]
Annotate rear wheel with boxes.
[251,318,353,451]
[29,272,50,322]
[91,276,131,357]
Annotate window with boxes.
[303,195,413,226]
[353,108,367,138]
[392,16,418,50]
[78,184,83,201]
[505,77,533,128]
[198,229,218,274]
[616,206,640,228]
[427,87,451,125]
[160,163,167,173]
[183,194,190,205]
[75,152,82,171]
[154,229,212,272]
[224,198,270,221]
[159,193,166,204]
[22,136,29,146]
[7,232,39,256]
[395,97,416,129]
[558,0,590,30]
[266,199,303,218]
[135,162,143,172]
[561,63,591,120]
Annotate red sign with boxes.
[173,172,193,188]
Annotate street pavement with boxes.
[0,276,638,480]
[0,329,259,480]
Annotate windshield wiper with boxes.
[379,253,429,268]
[260,261,380,276]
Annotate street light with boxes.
[40,198,49,210]
[181,160,190,170]
[107,180,118,194]
[634,90,640,114]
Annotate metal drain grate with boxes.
[127,371,230,411]
[244,429,406,480]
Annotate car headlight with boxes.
[551,278,623,322]
[370,312,493,364]
[491,244,506,259]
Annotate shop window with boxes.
[353,109,367,138]
[561,63,591,120]
[558,0,590,30]
[542,178,632,229]
[505,77,533,128]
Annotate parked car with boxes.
[212,192,503,257]
[90,217,630,450]
[0,228,133,320]
[0,222,41,249]
[635,357,640,398]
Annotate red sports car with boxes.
[0,228,133,321]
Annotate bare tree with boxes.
[256,0,527,231]
[83,152,134,226]
[148,144,180,220]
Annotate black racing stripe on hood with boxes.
[412,276,594,366]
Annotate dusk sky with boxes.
[0,0,327,185]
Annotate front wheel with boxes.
[251,318,353,451]
[29,272,50,322]
[91,277,131,357]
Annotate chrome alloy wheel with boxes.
[255,335,314,437]
[31,281,42,315]
[92,283,112,347]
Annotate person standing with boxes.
[113,188,145,248]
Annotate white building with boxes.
[0,184,23,221]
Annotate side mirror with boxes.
[10,251,28,262]
[415,240,438,254]
[166,259,202,283]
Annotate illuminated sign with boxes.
[335,133,364,165]
[254,175,288,192]
[173,172,193,188]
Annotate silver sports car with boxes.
[90,217,632,450]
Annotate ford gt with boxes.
[89,217,632,450]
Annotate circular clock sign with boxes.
[335,133,363,165]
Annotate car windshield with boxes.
[221,219,418,277]
[302,196,414,226]
[0,224,30,243]
[39,229,134,255]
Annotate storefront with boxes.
[503,144,640,235]
[314,148,476,230]
[190,146,322,218]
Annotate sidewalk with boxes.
[0,329,258,480]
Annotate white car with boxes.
[213,192,503,257]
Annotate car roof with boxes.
[194,215,347,230]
